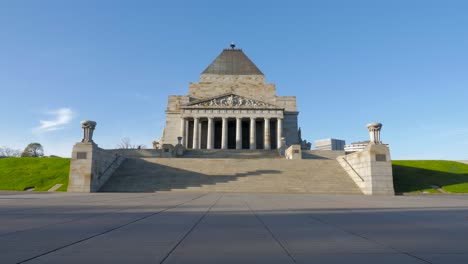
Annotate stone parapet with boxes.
[337,144,394,195]
[68,143,125,192]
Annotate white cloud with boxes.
[34,108,75,133]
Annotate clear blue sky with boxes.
[1,0,467,159]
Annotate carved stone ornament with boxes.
[367,122,382,145]
[80,120,97,143]
[186,94,278,109]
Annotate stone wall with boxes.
[68,143,125,192]
[189,74,277,103]
[337,144,394,195]
[163,112,183,146]
[283,112,299,145]
[107,148,176,158]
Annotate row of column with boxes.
[180,117,283,150]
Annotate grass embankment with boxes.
[392,160,468,194]
[0,157,70,191]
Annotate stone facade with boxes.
[162,48,300,149]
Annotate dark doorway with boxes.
[242,120,250,149]
[214,120,222,149]
[227,119,236,149]
[256,120,264,149]
[270,119,277,150]
[187,121,194,149]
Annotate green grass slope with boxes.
[0,157,70,191]
[392,160,468,193]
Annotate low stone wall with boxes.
[107,145,178,158]
[68,143,125,192]
[337,144,394,195]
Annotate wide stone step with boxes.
[99,157,361,194]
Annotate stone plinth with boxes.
[68,143,124,192]
[337,144,394,195]
[285,144,302,160]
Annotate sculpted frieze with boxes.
[186,94,279,109]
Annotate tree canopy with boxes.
[21,143,44,157]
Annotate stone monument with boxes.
[160,45,300,150]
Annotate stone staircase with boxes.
[99,155,362,194]
[182,149,282,159]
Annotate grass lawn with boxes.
[392,160,468,194]
[0,157,70,191]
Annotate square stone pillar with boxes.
[236,117,242,150]
[250,117,256,150]
[207,117,214,149]
[221,117,228,149]
[193,117,200,149]
[264,118,271,150]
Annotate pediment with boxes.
[182,94,281,109]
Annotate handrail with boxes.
[98,154,122,180]
[341,156,365,182]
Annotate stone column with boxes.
[81,120,97,143]
[367,122,382,144]
[193,117,200,149]
[264,118,271,150]
[250,117,256,149]
[221,117,228,149]
[207,117,214,149]
[185,119,189,147]
[180,118,186,147]
[198,121,202,148]
[277,118,283,149]
[236,117,242,149]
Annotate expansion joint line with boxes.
[2,193,177,238]
[245,201,297,263]
[159,193,223,264]
[16,193,209,264]
[307,215,434,264]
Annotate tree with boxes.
[21,143,44,157]
[116,137,135,149]
[116,137,146,149]
[0,146,21,157]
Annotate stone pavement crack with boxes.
[158,193,223,264]
[307,214,434,264]
[245,201,297,264]
[16,193,208,264]
[0,193,179,238]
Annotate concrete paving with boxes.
[0,192,467,264]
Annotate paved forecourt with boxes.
[0,192,468,264]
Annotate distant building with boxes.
[314,138,345,151]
